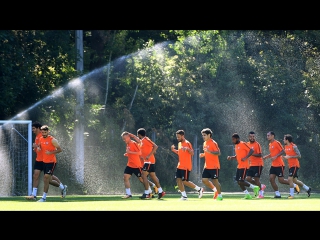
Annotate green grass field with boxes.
[1,192,319,211]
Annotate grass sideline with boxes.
[1,192,319,211]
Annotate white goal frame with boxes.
[0,120,32,196]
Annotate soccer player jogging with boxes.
[245,131,266,198]
[121,131,145,199]
[26,122,67,201]
[171,129,204,201]
[262,131,299,198]
[227,133,260,199]
[282,134,312,198]
[199,128,223,201]
[136,128,166,199]
[37,125,63,202]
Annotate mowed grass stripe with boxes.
[0,193,319,211]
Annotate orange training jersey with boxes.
[234,141,251,169]
[126,140,141,168]
[284,143,300,168]
[39,135,57,163]
[203,139,220,169]
[139,137,156,164]
[34,132,43,161]
[177,140,193,171]
[269,140,285,167]
[247,141,263,167]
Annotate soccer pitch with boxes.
[1,192,319,211]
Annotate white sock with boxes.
[303,184,309,190]
[125,188,131,195]
[32,187,37,196]
[145,190,149,194]
[181,191,187,197]
[244,190,249,194]
[249,184,255,189]
[290,187,294,196]
[194,186,201,191]
[213,187,217,192]
[42,192,47,199]
[59,183,64,190]
[275,190,280,196]
[158,187,163,193]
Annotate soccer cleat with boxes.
[243,194,252,200]
[274,195,281,198]
[61,185,68,198]
[25,195,37,201]
[198,187,204,198]
[37,198,46,202]
[180,196,188,201]
[257,194,264,199]
[216,196,223,201]
[307,187,311,197]
[253,186,260,196]
[158,191,166,199]
[287,195,294,199]
[294,185,300,194]
[261,184,266,191]
[121,195,132,199]
[139,193,151,199]
[153,185,159,194]
[213,191,218,199]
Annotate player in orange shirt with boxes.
[227,133,260,199]
[283,134,311,198]
[25,121,67,201]
[199,128,223,201]
[263,131,299,198]
[37,125,63,202]
[136,128,166,199]
[120,131,146,199]
[245,131,266,198]
[171,129,204,200]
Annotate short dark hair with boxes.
[284,134,293,142]
[40,125,49,131]
[137,128,146,136]
[32,121,42,129]
[176,130,185,136]
[201,128,212,137]
[232,133,240,139]
[268,131,275,136]
[249,131,255,135]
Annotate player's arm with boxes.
[227,155,237,160]
[242,148,254,161]
[128,132,141,143]
[285,145,301,159]
[47,138,62,155]
[263,153,271,159]
[252,152,262,157]
[171,145,178,155]
[272,149,285,160]
[146,142,158,160]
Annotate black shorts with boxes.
[124,166,142,178]
[246,166,263,178]
[235,168,247,181]
[43,162,56,175]
[142,163,155,173]
[202,168,219,179]
[34,160,44,171]
[175,169,190,181]
[288,166,299,178]
[269,166,285,177]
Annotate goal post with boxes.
[0,120,32,196]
